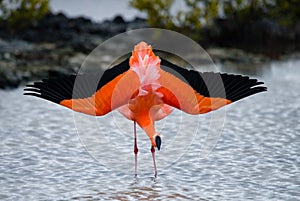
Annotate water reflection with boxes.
[72,175,209,200]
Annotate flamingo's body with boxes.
[24,42,267,176]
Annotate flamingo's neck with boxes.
[129,42,161,95]
[118,42,173,145]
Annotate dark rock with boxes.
[0,67,22,89]
[113,15,126,24]
[0,12,146,89]
[69,35,98,53]
[0,12,149,55]
[127,17,148,30]
[10,13,142,54]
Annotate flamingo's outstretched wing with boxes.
[24,58,140,116]
[158,58,267,114]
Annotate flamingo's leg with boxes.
[151,146,157,177]
[134,121,138,177]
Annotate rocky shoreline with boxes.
[0,12,298,89]
[0,13,149,89]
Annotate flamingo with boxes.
[24,41,267,177]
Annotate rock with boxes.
[0,38,79,89]
[127,17,148,30]
[0,39,35,54]
[112,15,126,24]
[0,12,143,89]
[0,63,21,89]
[207,48,270,64]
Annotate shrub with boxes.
[130,0,300,40]
[0,0,49,30]
[130,0,218,40]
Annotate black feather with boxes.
[24,58,130,104]
[160,58,267,102]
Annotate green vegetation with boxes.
[223,0,300,27]
[130,0,219,40]
[0,0,49,30]
[130,0,300,40]
[267,0,300,27]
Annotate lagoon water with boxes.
[0,58,299,200]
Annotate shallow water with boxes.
[1,58,300,200]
